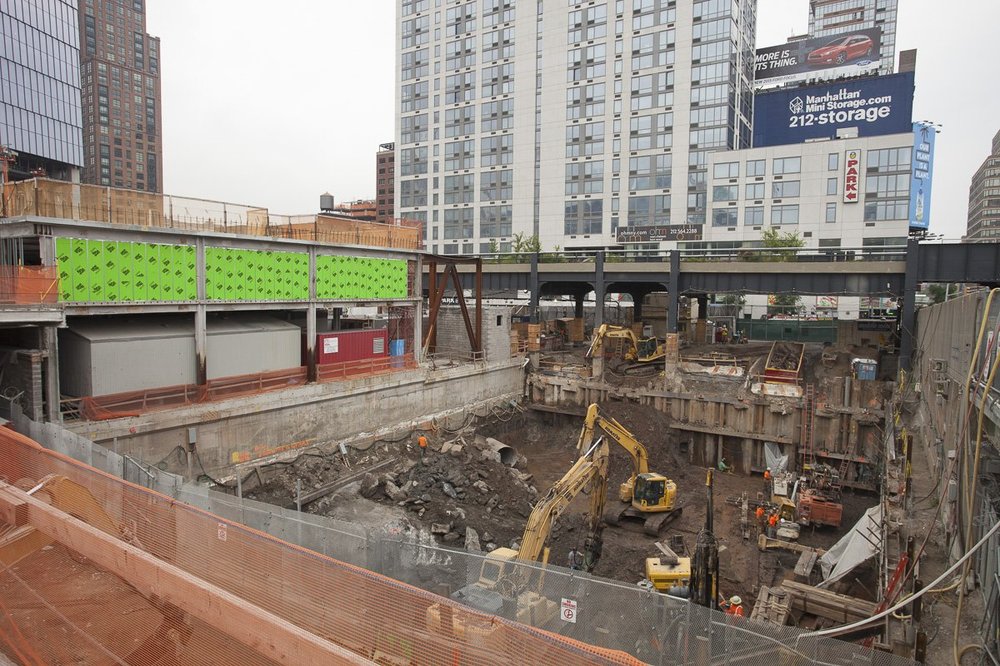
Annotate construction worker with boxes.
[754,505,765,529]
[723,595,745,617]
[417,433,428,460]
[763,467,772,495]
[568,548,584,570]
[767,511,778,538]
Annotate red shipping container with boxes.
[316,329,388,365]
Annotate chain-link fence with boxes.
[15,408,916,665]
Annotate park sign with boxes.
[843,150,861,203]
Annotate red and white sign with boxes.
[561,598,578,623]
[843,149,861,203]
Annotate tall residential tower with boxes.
[965,130,1000,242]
[395,0,757,254]
[809,0,897,74]
[78,0,162,192]
[1,0,84,181]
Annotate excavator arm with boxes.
[586,324,640,360]
[577,403,650,501]
[515,437,609,568]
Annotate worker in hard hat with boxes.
[767,511,778,538]
[763,467,772,495]
[754,505,766,531]
[723,595,745,617]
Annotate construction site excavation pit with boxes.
[233,400,878,607]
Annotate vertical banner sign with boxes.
[910,123,936,230]
[843,150,861,203]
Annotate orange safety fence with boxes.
[72,367,309,421]
[0,426,643,666]
[316,353,419,383]
[0,266,59,305]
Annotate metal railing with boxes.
[472,246,909,265]
[2,178,422,250]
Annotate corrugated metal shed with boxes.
[59,315,302,397]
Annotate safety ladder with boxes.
[800,384,816,469]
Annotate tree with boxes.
[511,232,542,262]
[926,283,964,304]
[759,227,805,262]
[768,293,802,317]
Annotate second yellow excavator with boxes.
[576,403,682,535]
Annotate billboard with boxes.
[754,28,882,88]
[752,72,915,148]
[910,123,936,230]
[615,225,702,243]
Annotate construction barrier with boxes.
[0,265,59,304]
[317,353,419,382]
[8,410,920,666]
[68,367,309,421]
[0,426,644,665]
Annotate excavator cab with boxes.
[635,337,659,360]
[634,473,673,510]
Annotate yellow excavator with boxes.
[576,403,682,535]
[586,324,666,371]
[428,437,609,634]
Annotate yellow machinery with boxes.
[645,541,692,598]
[577,403,681,535]
[428,437,610,633]
[586,324,666,368]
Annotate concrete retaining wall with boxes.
[67,359,525,476]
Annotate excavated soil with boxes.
[240,401,877,605]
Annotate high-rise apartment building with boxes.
[965,130,1000,242]
[809,0,897,75]
[395,0,757,255]
[376,142,395,224]
[77,0,161,192]
[1,0,84,181]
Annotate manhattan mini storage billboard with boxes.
[754,28,882,88]
[752,72,914,148]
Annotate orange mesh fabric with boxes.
[0,427,643,665]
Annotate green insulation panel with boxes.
[56,237,197,303]
[204,247,309,301]
[316,255,408,301]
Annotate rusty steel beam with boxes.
[449,264,480,354]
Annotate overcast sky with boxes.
[147,0,1000,240]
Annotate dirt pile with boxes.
[360,435,541,550]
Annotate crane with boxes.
[576,403,682,535]
[430,437,610,630]
[586,324,666,373]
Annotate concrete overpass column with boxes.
[668,250,680,333]
[42,326,60,423]
[306,305,317,383]
[413,256,423,362]
[594,250,606,327]
[529,252,540,316]
[195,238,208,386]
[574,293,585,318]
[899,238,920,374]
[695,294,709,345]
[194,306,207,386]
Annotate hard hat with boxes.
[730,595,742,606]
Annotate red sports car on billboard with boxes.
[807,35,875,66]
